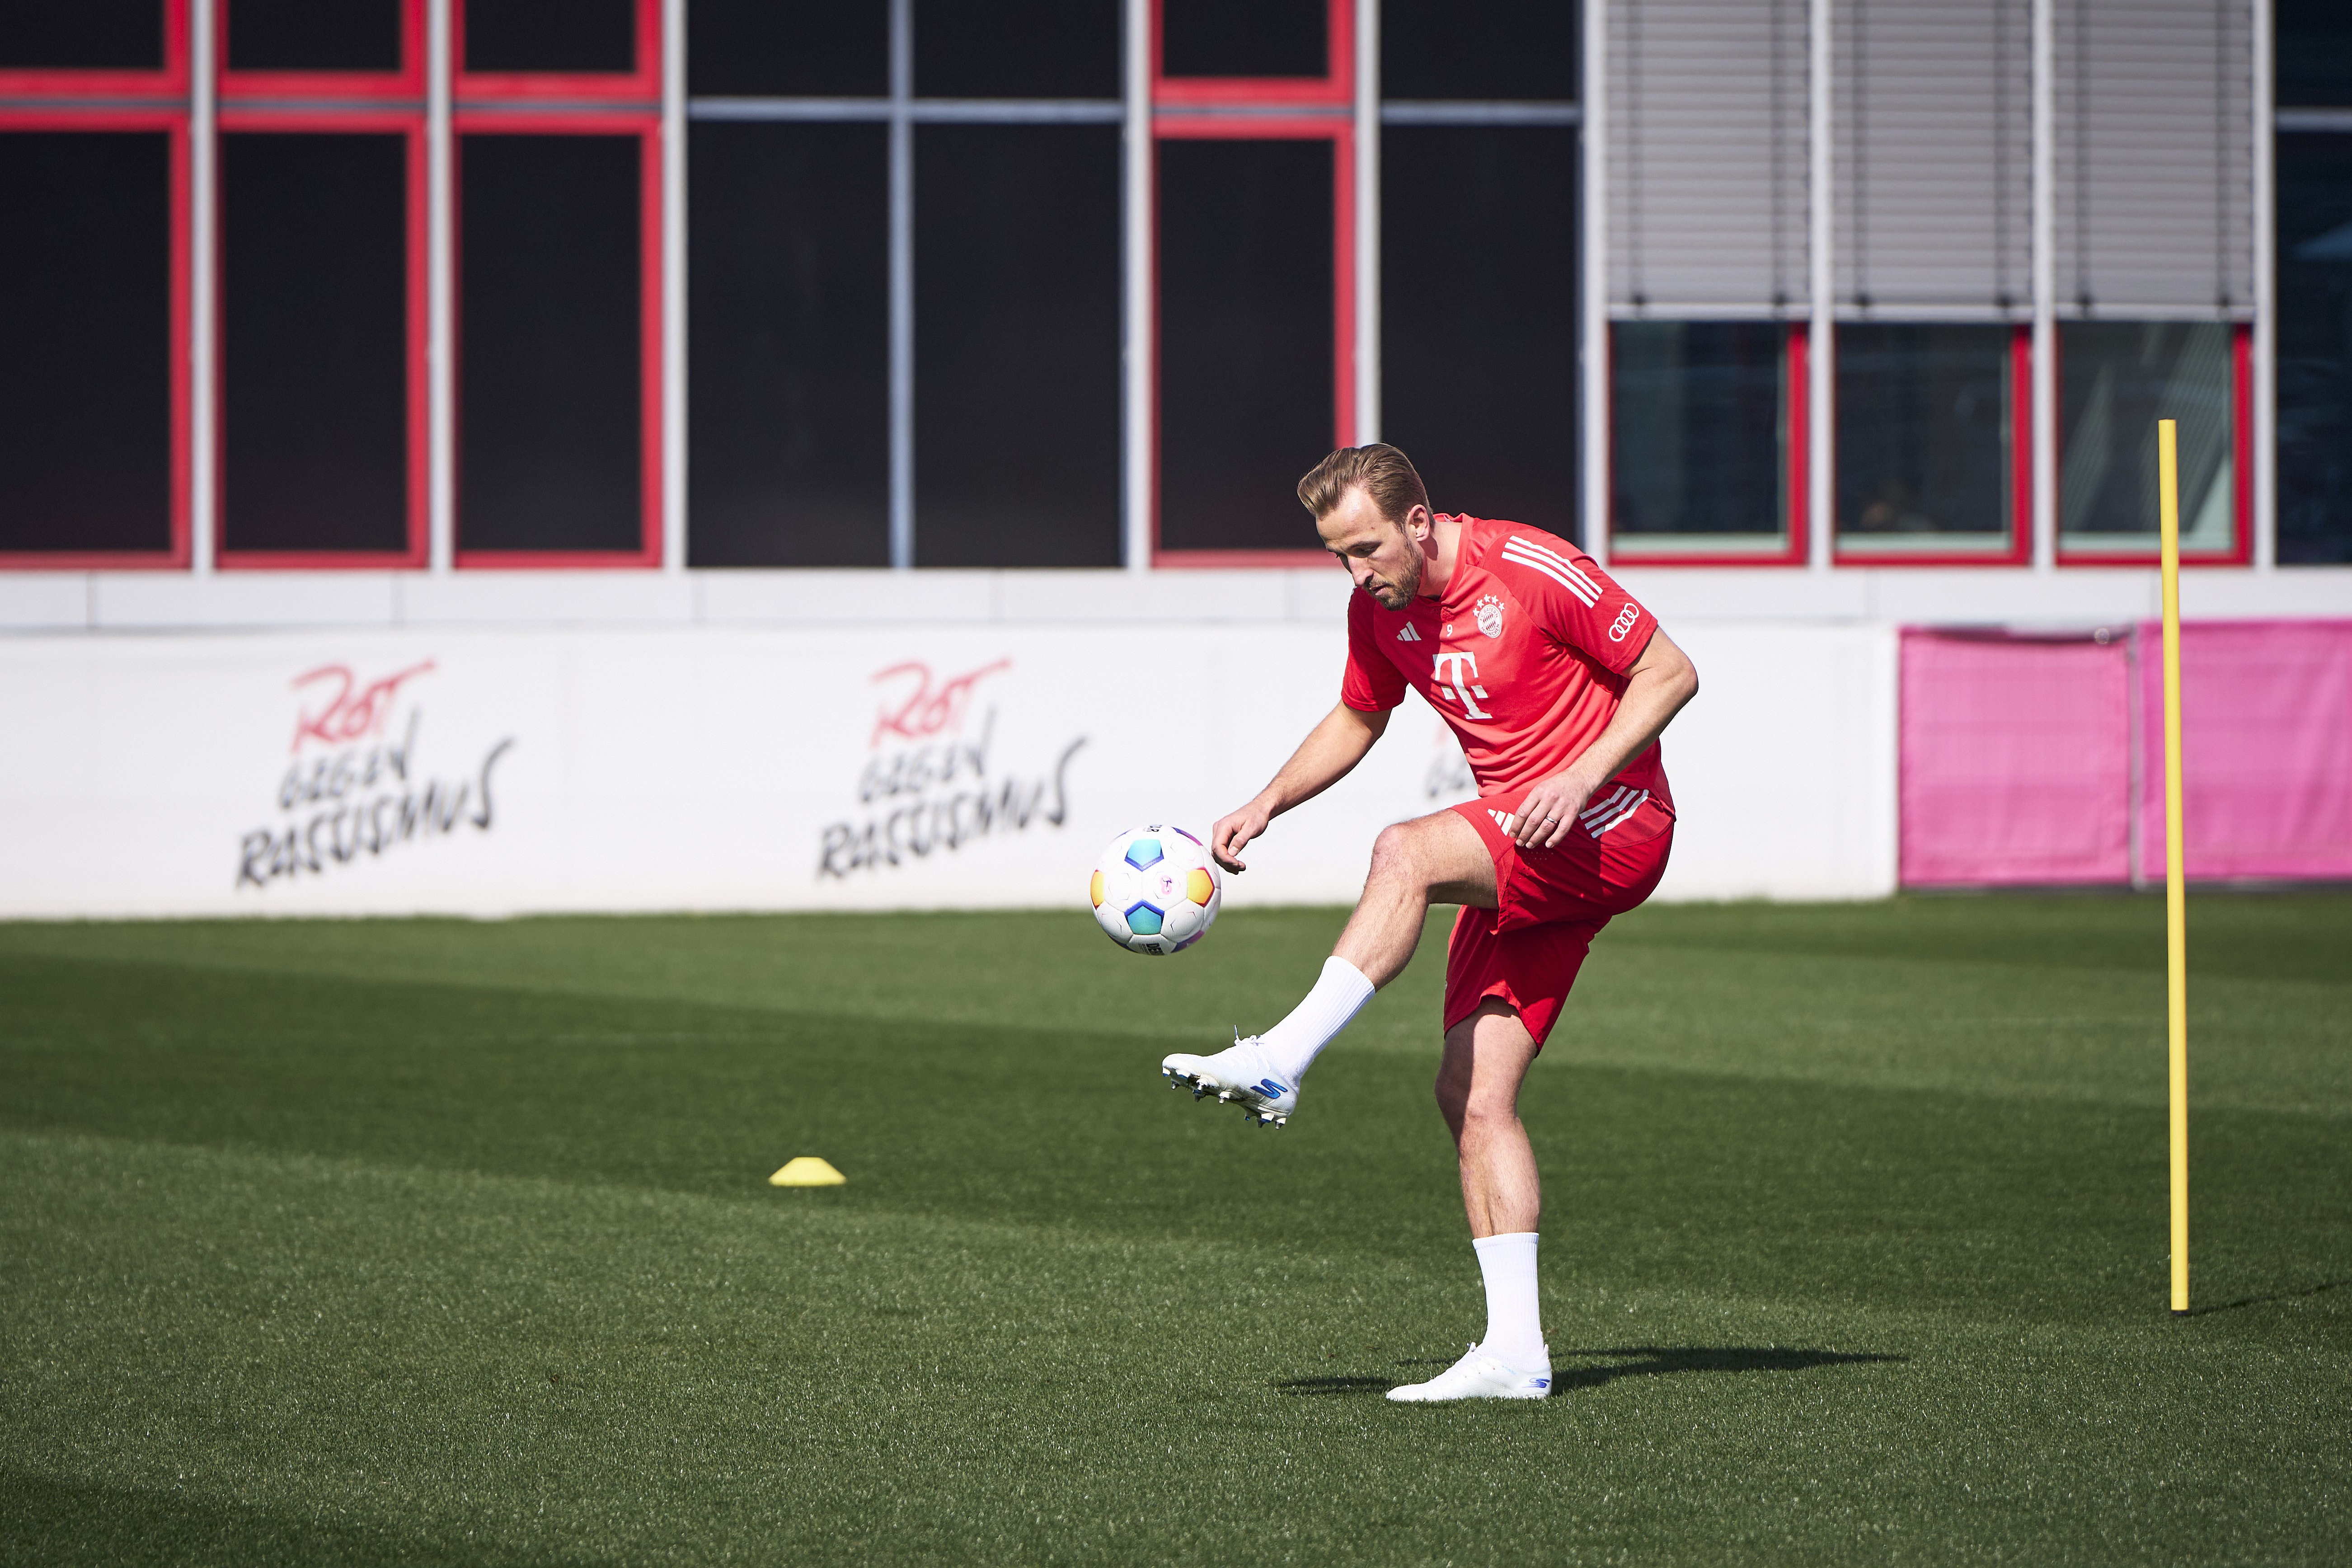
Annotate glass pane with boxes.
[2278,0,2352,107]
[1835,323,2009,544]
[0,1,162,69]
[0,131,173,554]
[1382,0,1575,101]
[1382,125,1576,538]
[1611,321,1787,545]
[1159,137,1333,553]
[916,126,1119,566]
[916,0,1117,98]
[2057,321,2233,552]
[459,134,641,552]
[1163,0,1323,79]
[689,0,884,97]
[465,0,632,74]
[229,0,402,73]
[687,122,888,566]
[2280,134,2352,564]
[223,134,408,554]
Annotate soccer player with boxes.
[1159,444,1698,1404]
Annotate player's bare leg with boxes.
[1160,809,1494,1125]
[1331,810,1497,986]
[1387,999,1552,1402]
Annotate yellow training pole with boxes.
[2158,418,2189,1316]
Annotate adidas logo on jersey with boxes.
[1395,624,1422,642]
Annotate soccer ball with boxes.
[1089,824,1222,956]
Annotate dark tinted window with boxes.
[1163,0,1323,79]
[0,1,162,69]
[223,133,409,554]
[915,0,1118,98]
[917,125,1119,566]
[1159,137,1332,552]
[1382,0,1576,101]
[465,0,633,75]
[2278,0,2352,107]
[1382,126,1575,539]
[1612,321,1787,540]
[228,0,402,73]
[0,132,172,554]
[2280,133,2352,563]
[1836,323,2009,540]
[688,122,888,566]
[460,134,642,552]
[2057,320,2234,551]
[689,0,884,96]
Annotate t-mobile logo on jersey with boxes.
[1431,650,1493,719]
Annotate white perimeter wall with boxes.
[0,619,1897,919]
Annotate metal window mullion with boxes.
[1122,0,1151,573]
[662,0,685,575]
[2030,0,2056,572]
[2252,0,2276,571]
[427,0,453,574]
[190,0,217,574]
[887,0,913,571]
[1579,0,1609,563]
[1353,0,1378,445]
[1807,0,1833,571]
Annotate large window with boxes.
[1833,324,2025,561]
[685,0,1121,568]
[1152,0,1352,564]
[2056,321,2246,562]
[456,0,659,565]
[2277,0,2352,564]
[1380,0,1577,539]
[0,2,186,567]
[1611,321,1803,560]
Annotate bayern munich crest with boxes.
[1474,595,1505,638]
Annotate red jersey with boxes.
[1341,516,1673,812]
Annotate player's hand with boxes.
[1210,800,1271,873]
[1506,772,1594,851]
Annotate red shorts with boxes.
[1442,784,1675,1048]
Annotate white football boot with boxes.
[1384,1343,1554,1403]
[1159,1032,1297,1128]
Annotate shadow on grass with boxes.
[2179,1278,2346,1318]
[0,1468,585,1568]
[1276,1345,1906,1397]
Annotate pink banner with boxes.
[2136,620,2352,881]
[1900,629,2132,886]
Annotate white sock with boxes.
[1254,956,1376,1084]
[1472,1232,1545,1365]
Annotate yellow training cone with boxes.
[769,1156,846,1187]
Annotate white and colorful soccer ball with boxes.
[1089,825,1222,956]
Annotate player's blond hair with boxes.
[1296,444,1430,526]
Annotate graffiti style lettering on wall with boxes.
[236,659,516,890]
[820,657,1085,878]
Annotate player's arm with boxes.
[1509,627,1699,850]
[1210,701,1390,873]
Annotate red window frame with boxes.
[1149,0,1356,569]
[1832,322,2034,568]
[453,0,661,104]
[1150,0,1353,109]
[213,111,428,569]
[450,113,664,569]
[0,108,192,571]
[1606,320,1811,568]
[0,0,189,99]
[2052,321,2253,568]
[218,0,425,102]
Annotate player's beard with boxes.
[1367,535,1424,610]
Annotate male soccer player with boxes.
[1159,444,1698,1403]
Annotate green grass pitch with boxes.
[3,893,2348,1563]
